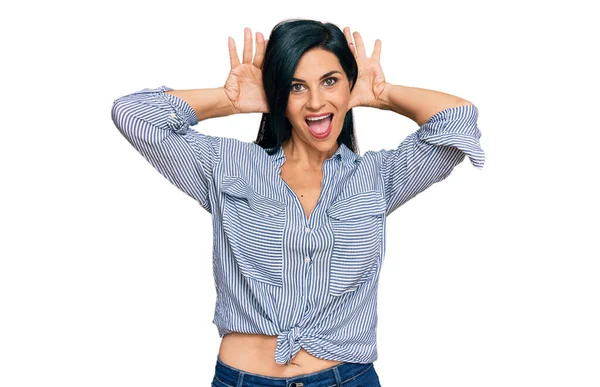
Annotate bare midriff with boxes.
[218,332,343,377]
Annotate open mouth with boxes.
[305,114,333,139]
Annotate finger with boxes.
[372,39,382,61]
[352,31,367,58]
[343,26,352,45]
[242,27,253,64]
[343,27,356,57]
[253,32,266,69]
[228,36,240,68]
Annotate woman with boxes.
[111,19,484,387]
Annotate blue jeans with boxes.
[212,356,381,387]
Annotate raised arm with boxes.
[376,101,484,215]
[110,28,270,213]
[344,28,485,216]
[111,86,222,212]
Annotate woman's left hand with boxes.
[344,27,388,110]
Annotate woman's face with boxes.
[285,48,351,152]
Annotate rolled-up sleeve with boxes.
[111,85,221,213]
[379,104,485,216]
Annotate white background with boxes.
[1,0,598,386]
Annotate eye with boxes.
[324,77,338,86]
[290,83,305,93]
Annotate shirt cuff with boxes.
[151,86,199,135]
[417,104,485,169]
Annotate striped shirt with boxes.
[111,85,485,365]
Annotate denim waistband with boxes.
[214,355,374,387]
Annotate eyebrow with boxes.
[291,71,342,83]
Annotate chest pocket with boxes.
[221,175,286,287]
[326,190,386,297]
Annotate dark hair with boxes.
[254,19,359,154]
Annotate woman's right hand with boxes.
[224,28,269,114]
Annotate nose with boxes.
[306,89,326,111]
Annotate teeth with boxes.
[306,114,332,121]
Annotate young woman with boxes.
[112,19,484,387]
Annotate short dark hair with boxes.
[254,19,359,154]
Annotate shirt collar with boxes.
[268,142,358,166]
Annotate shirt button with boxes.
[305,227,310,233]
[304,256,311,263]
[169,112,176,118]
